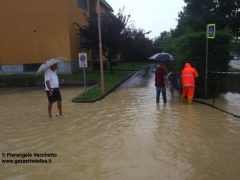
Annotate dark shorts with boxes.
[46,88,62,103]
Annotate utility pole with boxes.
[97,0,105,95]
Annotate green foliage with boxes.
[73,62,148,101]
[161,0,239,97]
[78,9,152,70]
[75,70,130,101]
[172,28,233,96]
[176,0,240,36]
[79,12,129,54]
[120,28,153,62]
[153,31,173,53]
[77,10,130,73]
[91,60,108,71]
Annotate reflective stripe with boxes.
[182,74,194,77]
[183,84,194,87]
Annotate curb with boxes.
[72,71,138,103]
[194,99,240,118]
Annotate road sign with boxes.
[207,24,216,39]
[78,53,88,68]
[205,24,216,96]
[78,53,88,93]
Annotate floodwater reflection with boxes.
[1,69,240,180]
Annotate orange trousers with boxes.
[182,87,195,101]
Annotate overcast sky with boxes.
[106,0,186,39]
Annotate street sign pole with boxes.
[205,36,209,97]
[205,24,216,97]
[83,67,86,94]
[97,0,104,95]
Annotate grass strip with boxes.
[228,67,240,72]
[0,62,148,100]
[73,70,132,101]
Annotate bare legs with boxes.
[48,101,62,117]
[48,102,53,117]
[57,100,62,116]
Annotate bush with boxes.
[92,60,108,71]
[109,59,119,66]
[172,28,232,97]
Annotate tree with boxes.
[152,31,173,53]
[78,10,130,73]
[120,28,153,63]
[167,0,238,97]
[175,0,240,36]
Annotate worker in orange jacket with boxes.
[181,63,198,104]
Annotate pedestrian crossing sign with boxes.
[207,24,216,39]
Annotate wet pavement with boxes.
[196,60,240,117]
[1,67,240,180]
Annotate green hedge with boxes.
[171,28,232,97]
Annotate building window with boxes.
[77,0,88,11]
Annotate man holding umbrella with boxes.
[149,52,173,104]
[45,62,64,117]
[37,58,65,117]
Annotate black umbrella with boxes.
[149,52,174,62]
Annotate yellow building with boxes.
[0,0,113,73]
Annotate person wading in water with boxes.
[45,63,64,117]
[155,63,168,104]
[181,62,198,104]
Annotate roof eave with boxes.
[100,0,114,12]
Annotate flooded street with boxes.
[1,68,240,180]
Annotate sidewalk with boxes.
[195,92,240,117]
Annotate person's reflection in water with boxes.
[181,105,199,137]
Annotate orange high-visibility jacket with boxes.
[181,63,198,87]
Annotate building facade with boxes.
[0,0,113,73]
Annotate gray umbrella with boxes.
[149,52,174,62]
[37,57,66,73]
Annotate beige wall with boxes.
[0,0,110,66]
[0,0,71,65]
[66,0,89,61]
[67,0,107,62]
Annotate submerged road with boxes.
[1,67,240,180]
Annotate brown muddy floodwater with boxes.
[1,69,240,180]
